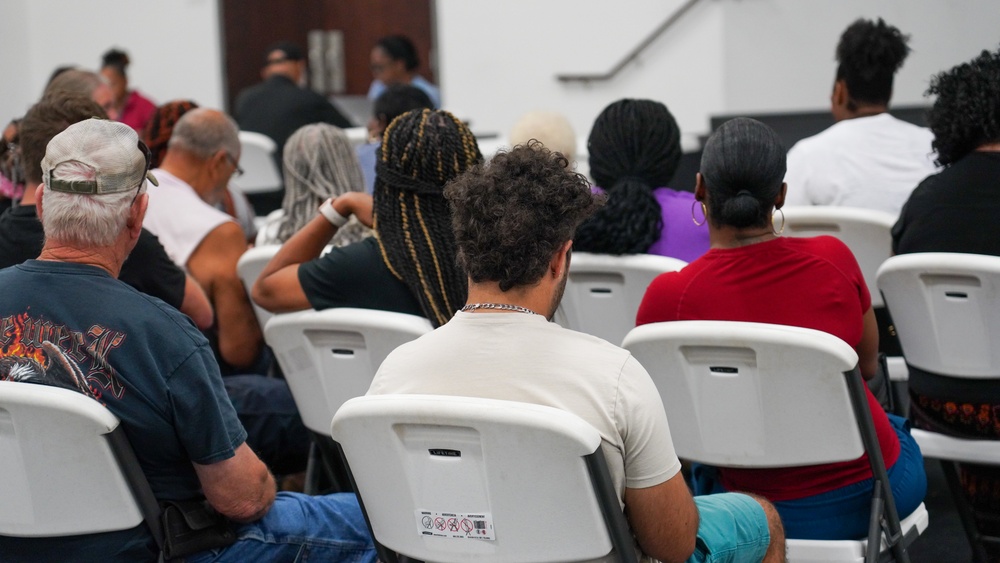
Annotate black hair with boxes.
[373,84,434,128]
[375,35,419,71]
[701,117,786,229]
[574,99,681,255]
[101,48,130,78]
[835,18,910,108]
[265,41,305,62]
[445,142,601,291]
[925,47,1000,166]
[373,109,482,327]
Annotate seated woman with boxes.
[892,47,1000,557]
[252,109,481,328]
[367,35,440,108]
[357,84,434,194]
[258,123,371,247]
[574,99,709,262]
[100,48,157,132]
[636,117,926,540]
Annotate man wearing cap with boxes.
[234,41,353,214]
[0,117,375,562]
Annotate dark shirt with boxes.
[0,204,185,310]
[298,236,424,316]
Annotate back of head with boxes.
[373,84,433,131]
[835,18,911,107]
[168,108,240,162]
[21,93,106,185]
[41,118,154,247]
[101,48,130,77]
[44,69,105,100]
[445,142,600,291]
[508,111,577,162]
[278,123,366,244]
[373,109,483,326]
[926,46,1000,166]
[701,117,786,229]
[265,41,305,64]
[574,98,682,254]
[376,35,419,70]
[142,100,200,168]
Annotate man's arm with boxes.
[180,273,214,330]
[624,473,699,563]
[193,442,276,523]
[187,221,262,369]
[252,193,372,313]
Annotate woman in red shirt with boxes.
[636,117,925,540]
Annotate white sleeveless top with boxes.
[144,169,235,269]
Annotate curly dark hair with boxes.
[445,142,601,291]
[20,93,105,185]
[835,18,910,109]
[373,109,482,327]
[574,99,681,255]
[926,47,1000,166]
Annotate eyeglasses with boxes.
[224,152,244,177]
[131,139,152,206]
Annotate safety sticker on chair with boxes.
[415,510,495,540]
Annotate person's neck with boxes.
[19,183,39,206]
[709,225,777,250]
[842,104,888,121]
[976,142,1000,153]
[159,152,214,203]
[464,281,550,318]
[37,240,124,278]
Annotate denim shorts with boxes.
[690,493,771,563]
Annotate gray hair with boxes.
[167,108,240,160]
[42,161,145,247]
[44,69,108,99]
[266,123,370,245]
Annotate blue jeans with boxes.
[692,413,927,540]
[185,492,376,563]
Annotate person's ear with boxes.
[34,185,45,222]
[127,193,148,238]
[694,173,707,202]
[774,182,787,210]
[832,80,849,108]
[550,240,573,279]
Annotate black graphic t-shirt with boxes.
[0,260,245,561]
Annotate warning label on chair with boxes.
[415,509,495,540]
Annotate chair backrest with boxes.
[782,206,896,308]
[557,252,686,346]
[877,253,1000,378]
[231,131,282,194]
[0,381,161,540]
[264,308,433,434]
[237,244,281,329]
[331,394,636,563]
[623,321,862,467]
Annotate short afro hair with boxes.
[835,18,910,108]
[926,47,1000,166]
[445,142,602,291]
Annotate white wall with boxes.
[0,0,224,127]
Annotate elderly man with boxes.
[0,118,374,562]
[142,108,262,373]
[368,144,785,563]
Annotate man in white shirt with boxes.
[783,18,936,216]
[369,143,785,563]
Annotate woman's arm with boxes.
[857,306,880,380]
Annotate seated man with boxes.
[143,108,262,373]
[783,18,936,216]
[368,144,784,563]
[0,118,374,562]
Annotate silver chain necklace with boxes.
[460,302,539,315]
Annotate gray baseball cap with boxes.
[42,117,158,195]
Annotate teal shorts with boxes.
[689,493,771,563]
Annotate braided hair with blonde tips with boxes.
[373,109,482,327]
[270,123,370,245]
[141,100,199,168]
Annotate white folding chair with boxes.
[331,394,637,563]
[231,131,282,195]
[236,245,281,330]
[0,381,163,549]
[555,252,685,346]
[264,308,432,492]
[623,321,927,563]
[878,252,1000,562]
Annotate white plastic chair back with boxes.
[557,252,685,346]
[344,127,369,147]
[232,131,282,194]
[331,394,636,563]
[237,245,281,329]
[264,308,432,434]
[782,206,896,308]
[0,382,152,537]
[877,253,1000,378]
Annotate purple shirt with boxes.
[593,186,710,263]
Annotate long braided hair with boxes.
[574,99,682,254]
[142,100,199,167]
[373,109,482,327]
[270,123,370,245]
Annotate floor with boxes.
[909,457,975,563]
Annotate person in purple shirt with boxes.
[575,99,709,263]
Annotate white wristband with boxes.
[319,199,349,227]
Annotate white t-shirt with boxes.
[144,169,235,268]
[370,311,681,500]
[783,113,937,216]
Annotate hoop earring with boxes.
[771,208,785,236]
[691,200,707,227]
